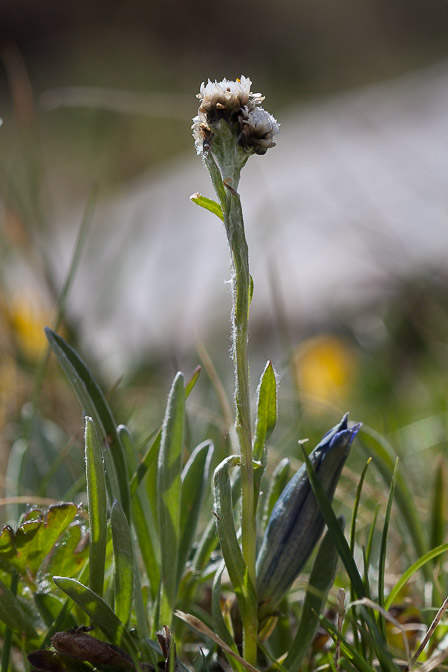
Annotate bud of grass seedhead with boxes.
[256,414,361,614]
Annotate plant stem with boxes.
[224,185,258,665]
[225,186,255,581]
[204,135,258,664]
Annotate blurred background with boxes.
[2,0,448,500]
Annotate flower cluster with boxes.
[192,76,280,157]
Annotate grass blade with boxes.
[158,372,185,626]
[111,500,134,626]
[349,458,371,552]
[430,457,446,551]
[45,328,130,519]
[284,518,344,671]
[378,458,399,623]
[385,543,448,610]
[359,426,427,565]
[301,447,397,672]
[85,416,107,598]
[319,613,376,672]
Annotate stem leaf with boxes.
[253,361,277,465]
[190,193,224,221]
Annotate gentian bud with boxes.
[256,413,361,612]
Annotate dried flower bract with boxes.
[192,76,279,157]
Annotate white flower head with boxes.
[197,76,264,113]
[192,75,279,157]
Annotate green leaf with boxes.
[261,457,290,530]
[0,503,82,586]
[385,542,448,610]
[178,440,214,585]
[212,563,244,672]
[349,458,371,552]
[34,592,76,630]
[85,417,107,598]
[157,372,185,625]
[42,521,89,581]
[190,193,224,221]
[319,614,376,672]
[212,562,239,650]
[378,458,398,620]
[0,575,37,637]
[213,457,257,623]
[111,500,134,626]
[284,518,344,671]
[45,328,130,519]
[130,367,201,494]
[359,426,427,564]
[184,365,202,398]
[253,362,277,465]
[302,447,396,672]
[118,425,160,600]
[52,576,136,654]
[430,458,446,551]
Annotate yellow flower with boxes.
[8,292,50,362]
[293,335,358,409]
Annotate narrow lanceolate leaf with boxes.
[0,575,37,637]
[178,440,214,585]
[130,366,200,493]
[213,457,257,619]
[212,562,240,650]
[253,361,277,464]
[118,426,160,600]
[262,457,290,530]
[430,458,446,551]
[45,328,130,520]
[111,500,134,626]
[52,577,136,654]
[85,417,107,598]
[284,518,344,671]
[190,193,224,221]
[157,372,185,625]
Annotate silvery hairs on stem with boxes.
[192,76,280,178]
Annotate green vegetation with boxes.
[1,76,448,672]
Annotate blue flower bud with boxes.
[256,413,360,611]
